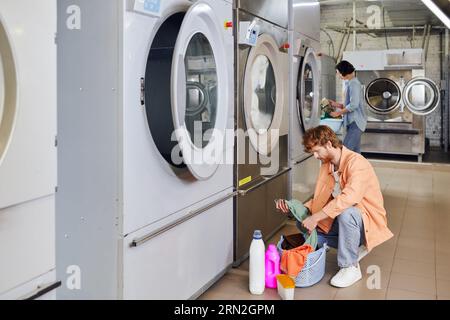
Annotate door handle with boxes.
[21,281,62,300]
[130,191,237,248]
[294,154,313,165]
[238,167,291,196]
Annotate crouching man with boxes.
[284,126,393,288]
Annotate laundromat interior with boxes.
[2,0,450,301]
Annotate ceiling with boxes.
[319,0,444,27]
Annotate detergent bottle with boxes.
[249,230,265,295]
[265,244,281,289]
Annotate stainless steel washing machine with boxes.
[289,0,321,202]
[344,49,440,161]
[233,0,290,265]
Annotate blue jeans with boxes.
[344,122,363,154]
[298,207,366,268]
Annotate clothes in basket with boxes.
[277,235,328,288]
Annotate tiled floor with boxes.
[199,160,450,300]
[363,147,450,164]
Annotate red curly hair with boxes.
[303,126,343,153]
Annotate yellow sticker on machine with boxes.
[239,176,252,187]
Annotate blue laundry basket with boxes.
[277,236,328,288]
[320,118,343,134]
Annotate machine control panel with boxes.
[238,21,260,46]
[133,0,162,18]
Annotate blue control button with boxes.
[249,30,258,45]
[144,0,161,13]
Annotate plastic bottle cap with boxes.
[276,275,295,289]
[268,244,277,252]
[253,230,263,240]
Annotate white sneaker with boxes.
[330,264,362,288]
[358,246,369,262]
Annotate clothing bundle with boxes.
[320,98,335,119]
[279,200,318,277]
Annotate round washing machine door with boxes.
[171,1,230,180]
[0,20,17,164]
[402,77,440,116]
[243,33,285,156]
[365,78,402,115]
[297,48,320,131]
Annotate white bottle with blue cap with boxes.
[249,230,265,295]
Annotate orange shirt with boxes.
[305,147,394,251]
[280,244,314,277]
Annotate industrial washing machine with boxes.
[233,0,290,265]
[0,0,57,299]
[57,0,234,299]
[288,0,321,203]
[344,49,440,161]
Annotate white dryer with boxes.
[288,0,321,202]
[0,0,57,299]
[57,0,234,299]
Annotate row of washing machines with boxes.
[0,0,323,299]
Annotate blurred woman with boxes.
[328,60,367,154]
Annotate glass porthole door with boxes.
[298,48,320,131]
[243,34,285,156]
[402,77,440,116]
[0,20,17,163]
[171,1,230,180]
[365,77,440,116]
[365,78,402,114]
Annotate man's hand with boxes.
[275,199,290,214]
[302,215,318,233]
[302,211,328,233]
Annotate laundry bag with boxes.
[276,235,328,288]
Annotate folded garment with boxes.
[280,244,315,277]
